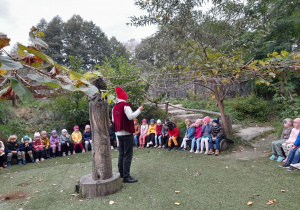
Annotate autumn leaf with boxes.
[175,202,180,206]
[0,32,10,49]
[175,191,180,194]
[50,66,62,76]
[0,69,7,75]
[281,189,288,192]
[39,179,44,182]
[247,201,253,206]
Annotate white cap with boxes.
[157,119,162,124]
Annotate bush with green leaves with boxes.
[50,92,89,130]
[231,94,269,122]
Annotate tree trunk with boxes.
[89,78,112,181]
[213,84,230,139]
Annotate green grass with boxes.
[1,148,300,210]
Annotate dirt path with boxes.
[225,133,276,160]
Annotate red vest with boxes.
[113,102,135,134]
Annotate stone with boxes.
[236,127,274,141]
[232,124,243,131]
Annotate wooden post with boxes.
[165,101,169,113]
[80,77,121,198]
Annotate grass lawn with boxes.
[0,147,299,210]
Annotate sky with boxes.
[0,0,158,50]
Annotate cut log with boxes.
[80,172,121,198]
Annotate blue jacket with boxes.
[295,133,300,147]
[201,124,212,137]
[83,131,92,142]
[19,142,33,152]
[185,126,196,139]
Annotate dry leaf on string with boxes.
[39,179,44,182]
[109,201,115,205]
[281,189,288,192]
[175,202,180,206]
[175,191,180,194]
[247,201,253,206]
[266,199,277,205]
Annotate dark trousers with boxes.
[162,135,169,146]
[61,142,74,154]
[44,147,51,158]
[0,155,6,167]
[110,134,115,147]
[147,133,155,143]
[34,150,44,160]
[118,134,134,179]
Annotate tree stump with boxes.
[80,77,121,198]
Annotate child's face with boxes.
[142,122,146,125]
[203,121,208,125]
[212,122,218,127]
[63,132,67,136]
[151,121,154,125]
[283,122,290,128]
[134,121,138,125]
[24,139,29,144]
[165,121,168,125]
[157,123,161,126]
[53,134,57,137]
[42,134,47,138]
[294,122,300,128]
[10,138,16,143]
[75,129,79,132]
[86,128,90,132]
[35,137,40,140]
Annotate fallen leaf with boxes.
[109,200,115,205]
[281,189,288,192]
[79,200,83,202]
[175,191,180,194]
[60,190,63,193]
[253,194,259,196]
[175,202,180,206]
[266,199,277,205]
[39,179,44,182]
[52,184,57,186]
[247,201,253,206]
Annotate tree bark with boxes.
[213,83,230,139]
[89,78,113,181]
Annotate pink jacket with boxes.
[32,139,44,151]
[286,128,300,144]
[195,125,203,139]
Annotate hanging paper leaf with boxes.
[9,77,34,102]
[0,32,10,49]
[0,56,23,70]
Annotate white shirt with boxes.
[112,99,141,136]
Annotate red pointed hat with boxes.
[115,86,128,100]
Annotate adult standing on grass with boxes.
[112,87,143,183]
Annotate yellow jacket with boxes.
[42,137,50,147]
[147,124,156,135]
[72,131,82,143]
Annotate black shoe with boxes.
[168,147,172,151]
[174,146,179,151]
[287,166,297,171]
[279,163,290,168]
[180,148,186,151]
[123,176,138,183]
[120,174,123,178]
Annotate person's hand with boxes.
[55,140,58,143]
[286,141,291,144]
[67,143,69,147]
[12,151,17,154]
[139,106,143,111]
[298,147,300,152]
[184,136,187,138]
[0,151,3,155]
[66,135,69,138]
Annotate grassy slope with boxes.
[0,148,299,210]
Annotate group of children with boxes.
[269,118,300,171]
[0,125,92,168]
[130,116,224,155]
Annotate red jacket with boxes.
[195,125,203,138]
[168,123,180,137]
[156,124,163,135]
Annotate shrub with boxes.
[50,92,89,130]
[231,94,269,122]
